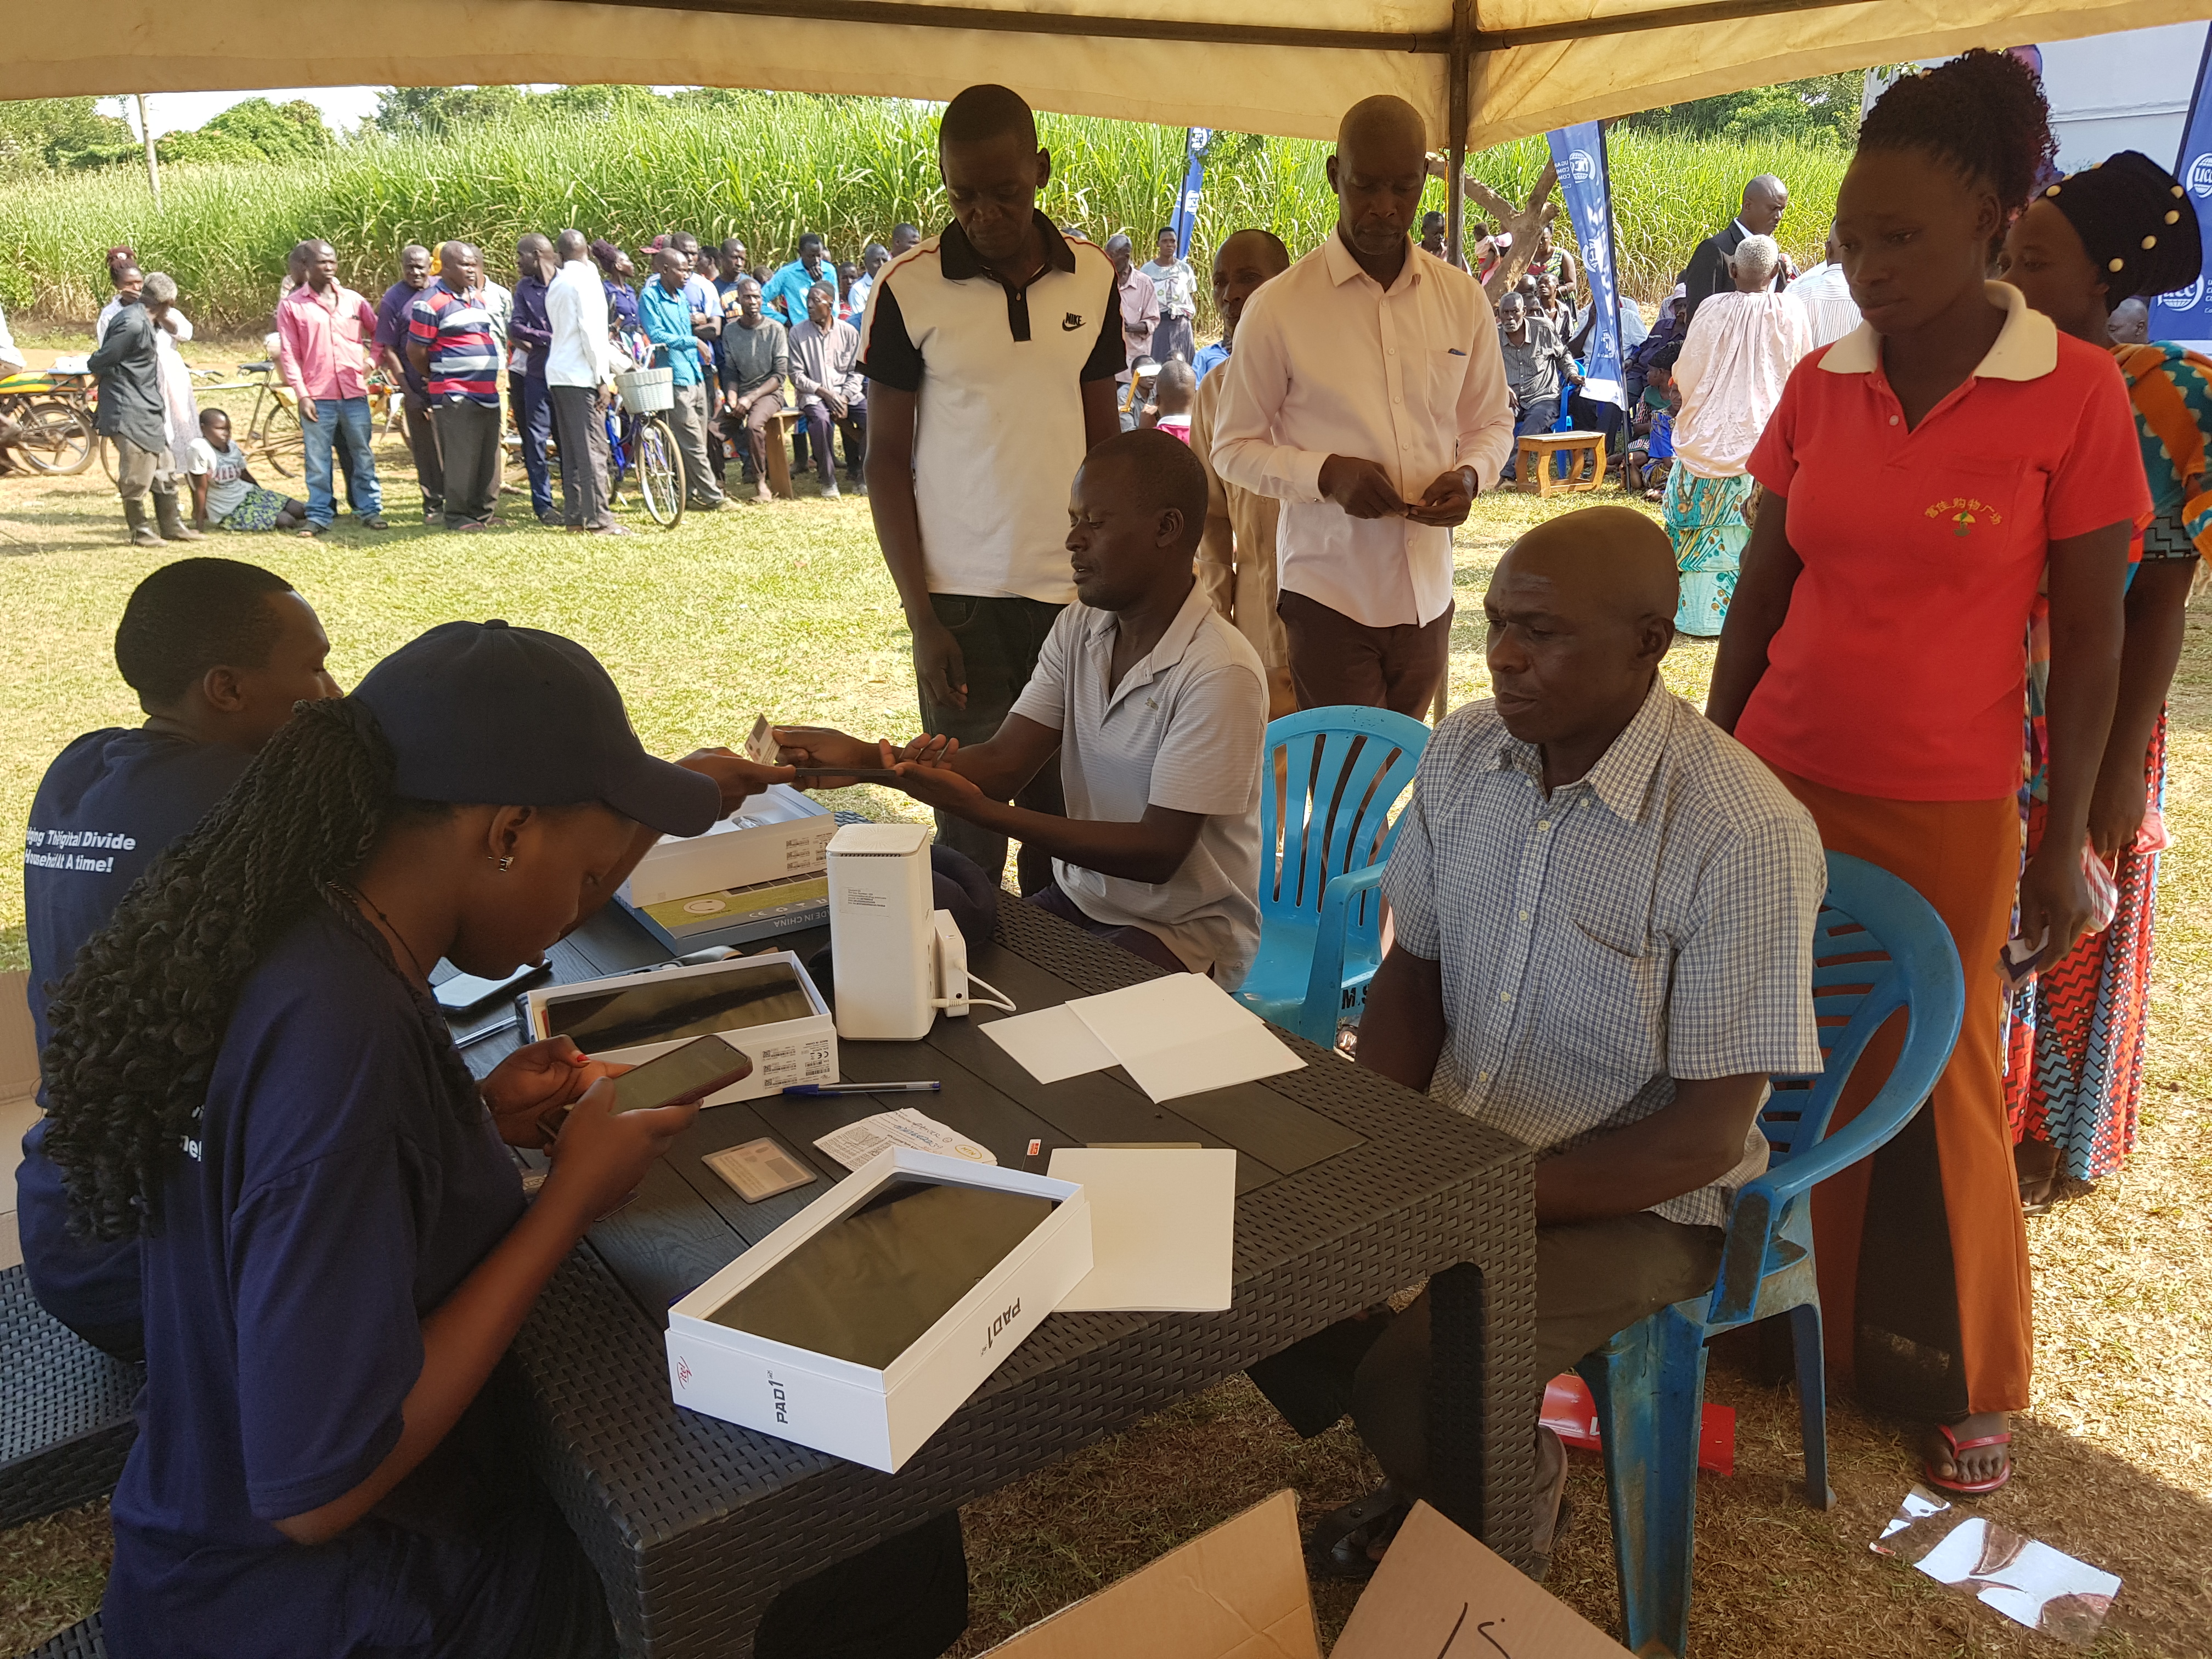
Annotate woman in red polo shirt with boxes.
[1708,50,2147,1498]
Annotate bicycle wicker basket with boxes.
[614,366,674,415]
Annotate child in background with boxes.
[188,409,308,533]
[1142,358,1197,444]
[1623,364,1677,501]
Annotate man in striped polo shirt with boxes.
[407,242,503,531]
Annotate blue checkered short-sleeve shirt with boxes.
[1383,679,1827,1227]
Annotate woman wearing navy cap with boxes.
[38,622,967,1659]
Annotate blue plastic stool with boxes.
[1574,852,1966,1658]
[1234,707,1429,1045]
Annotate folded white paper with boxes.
[1048,1148,1237,1311]
[814,1109,997,1171]
[1066,975,1304,1104]
[980,1003,1119,1084]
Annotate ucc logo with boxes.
[979,1297,1023,1356]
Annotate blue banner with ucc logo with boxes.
[1545,122,1624,405]
[1169,129,1211,261]
[2151,30,2212,346]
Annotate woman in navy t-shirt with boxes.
[37,622,759,1659]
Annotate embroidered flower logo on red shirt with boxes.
[1925,495,2005,537]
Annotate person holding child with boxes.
[187,410,309,533]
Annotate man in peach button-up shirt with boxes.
[1211,95,1514,716]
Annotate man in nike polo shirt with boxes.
[859,82,1124,893]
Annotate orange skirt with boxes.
[1768,768,2030,1419]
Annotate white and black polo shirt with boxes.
[857,213,1123,603]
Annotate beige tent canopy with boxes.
[18,0,2211,152]
[20,0,2212,148]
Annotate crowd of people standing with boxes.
[29,48,2212,1657]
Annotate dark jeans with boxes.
[801,396,866,487]
[513,374,555,518]
[838,395,868,473]
[302,397,381,527]
[1277,590,1452,718]
[434,398,501,528]
[918,593,1066,892]
[1501,396,1560,480]
[550,385,613,529]
[400,391,444,515]
[1026,883,1186,974]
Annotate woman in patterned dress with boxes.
[1999,151,2208,1207]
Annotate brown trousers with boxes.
[1277,590,1452,716]
[1768,768,2029,1419]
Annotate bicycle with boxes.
[605,377,684,529]
[0,368,97,475]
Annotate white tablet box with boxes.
[665,1148,1093,1472]
[620,785,836,909]
[521,951,837,1103]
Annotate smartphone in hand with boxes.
[608,1035,754,1114]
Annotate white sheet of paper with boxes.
[813,1108,997,1171]
[1048,1148,1237,1311]
[1065,975,1304,1103]
[980,1003,1119,1084]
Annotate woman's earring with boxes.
[497,855,514,873]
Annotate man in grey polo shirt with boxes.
[858,82,1126,894]
[780,431,1267,984]
[1264,506,1826,1571]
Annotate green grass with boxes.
[6,437,2212,1658]
[0,93,1848,329]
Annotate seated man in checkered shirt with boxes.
[1283,505,1827,1573]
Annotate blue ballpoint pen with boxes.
[783,1081,942,1096]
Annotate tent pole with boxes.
[1443,0,1470,269]
[1436,0,1470,726]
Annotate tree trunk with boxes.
[1467,158,1558,303]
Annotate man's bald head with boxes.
[555,229,588,263]
[1502,507,1678,626]
[1330,95,1429,263]
[1485,507,1677,754]
[1338,95,1427,166]
[1217,227,1290,276]
[1741,174,1789,236]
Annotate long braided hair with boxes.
[41,696,482,1242]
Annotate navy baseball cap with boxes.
[352,620,719,837]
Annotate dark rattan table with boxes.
[455,895,1536,1658]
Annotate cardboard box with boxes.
[523,950,837,1103]
[982,1491,1632,1658]
[667,1147,1092,1472]
[619,784,836,908]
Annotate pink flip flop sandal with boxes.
[1923,1423,2012,1497]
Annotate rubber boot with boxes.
[153,488,204,541]
[123,498,162,547]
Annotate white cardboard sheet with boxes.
[1066,975,1303,1104]
[1047,1148,1236,1312]
[981,1004,1119,1084]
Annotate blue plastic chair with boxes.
[1234,707,1430,1045]
[1574,852,1966,1658]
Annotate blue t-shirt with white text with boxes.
[104,903,544,1658]
[20,729,252,1346]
